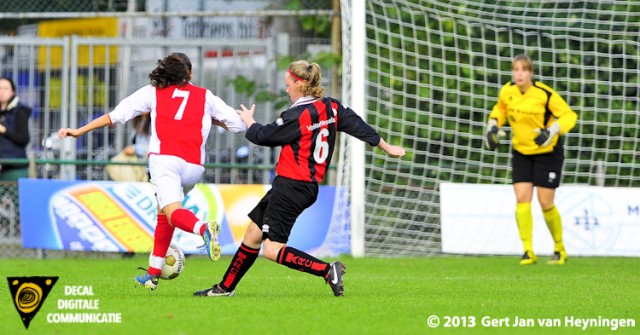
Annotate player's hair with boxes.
[149,52,193,88]
[289,60,325,98]
[512,54,534,73]
[0,76,16,93]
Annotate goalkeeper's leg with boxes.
[543,205,566,264]
[514,182,536,265]
[538,187,566,265]
[543,206,564,251]
[516,202,536,265]
[535,150,566,265]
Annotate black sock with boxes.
[276,246,329,277]
[219,243,260,291]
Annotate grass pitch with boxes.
[0,255,638,335]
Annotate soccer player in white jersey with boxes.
[58,52,247,290]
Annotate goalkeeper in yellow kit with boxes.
[485,54,577,265]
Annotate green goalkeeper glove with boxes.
[534,122,560,147]
[484,119,505,150]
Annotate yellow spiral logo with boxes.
[15,282,43,314]
[8,276,58,330]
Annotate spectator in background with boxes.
[0,76,32,181]
[484,54,577,266]
[106,112,151,183]
[123,112,151,166]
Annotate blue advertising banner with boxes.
[19,179,342,256]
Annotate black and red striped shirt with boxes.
[245,97,381,183]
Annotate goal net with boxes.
[335,0,640,257]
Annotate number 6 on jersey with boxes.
[313,128,329,163]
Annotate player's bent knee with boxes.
[541,203,555,212]
[262,241,283,262]
[263,249,277,262]
[243,223,265,248]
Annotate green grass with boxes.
[0,255,638,335]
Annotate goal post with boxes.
[347,0,367,258]
[337,0,640,257]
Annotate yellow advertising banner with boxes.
[37,18,119,68]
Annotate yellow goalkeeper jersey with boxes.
[489,81,577,155]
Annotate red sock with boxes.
[276,246,329,277]
[170,208,205,235]
[149,214,174,276]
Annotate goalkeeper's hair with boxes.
[289,60,325,98]
[513,53,534,73]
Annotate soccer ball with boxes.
[150,245,185,280]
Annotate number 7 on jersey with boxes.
[172,88,190,120]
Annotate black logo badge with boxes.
[7,276,58,329]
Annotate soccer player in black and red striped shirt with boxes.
[194,60,405,297]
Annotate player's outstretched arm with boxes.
[237,103,257,128]
[377,138,406,157]
[212,118,229,131]
[58,114,111,139]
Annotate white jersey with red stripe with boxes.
[108,83,245,165]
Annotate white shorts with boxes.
[148,155,205,209]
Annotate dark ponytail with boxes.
[148,52,193,88]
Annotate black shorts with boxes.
[248,176,319,243]
[512,138,565,189]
